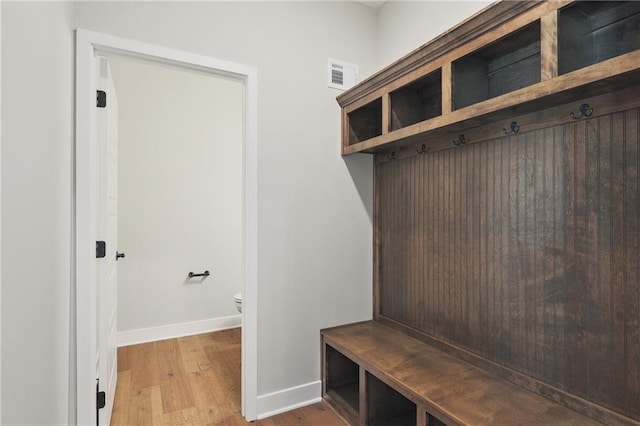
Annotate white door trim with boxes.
[0,2,3,421]
[74,29,258,424]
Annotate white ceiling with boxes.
[357,1,386,10]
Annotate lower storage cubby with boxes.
[425,413,447,426]
[325,344,359,422]
[366,373,416,426]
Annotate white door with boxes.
[96,56,119,426]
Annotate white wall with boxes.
[0,1,3,420]
[376,1,491,68]
[73,1,376,412]
[1,2,74,424]
[0,1,495,422]
[108,57,244,340]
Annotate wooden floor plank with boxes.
[114,329,344,425]
[204,346,241,414]
[188,363,233,424]
[178,335,211,374]
[129,341,161,389]
[156,339,196,414]
[150,385,165,425]
[110,370,131,426]
[163,406,200,426]
[126,386,155,426]
[118,346,131,372]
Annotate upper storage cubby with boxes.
[453,20,541,110]
[390,69,442,131]
[347,98,382,145]
[558,1,640,75]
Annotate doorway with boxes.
[74,30,258,425]
[108,52,243,424]
[108,55,244,344]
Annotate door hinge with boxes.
[96,380,105,426]
[96,241,106,258]
[97,90,107,108]
[97,390,106,410]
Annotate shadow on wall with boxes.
[343,153,374,222]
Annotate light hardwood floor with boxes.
[112,328,345,425]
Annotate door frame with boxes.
[74,29,258,424]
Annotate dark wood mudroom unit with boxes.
[322,1,640,425]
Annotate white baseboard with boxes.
[118,315,241,347]
[256,380,322,420]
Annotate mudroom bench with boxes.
[324,0,640,424]
[322,321,610,426]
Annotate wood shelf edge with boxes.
[371,84,640,164]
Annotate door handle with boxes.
[116,251,126,260]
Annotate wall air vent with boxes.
[328,58,358,91]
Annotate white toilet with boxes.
[234,292,243,313]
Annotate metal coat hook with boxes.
[570,103,593,119]
[416,144,428,154]
[502,121,520,135]
[453,134,466,146]
[387,151,396,161]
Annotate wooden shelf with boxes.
[343,49,640,155]
[338,0,640,156]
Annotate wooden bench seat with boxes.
[322,321,602,425]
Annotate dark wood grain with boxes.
[374,106,640,422]
[584,114,600,404]
[611,110,628,411]
[623,108,640,418]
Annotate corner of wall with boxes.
[374,1,492,68]
[256,381,322,420]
